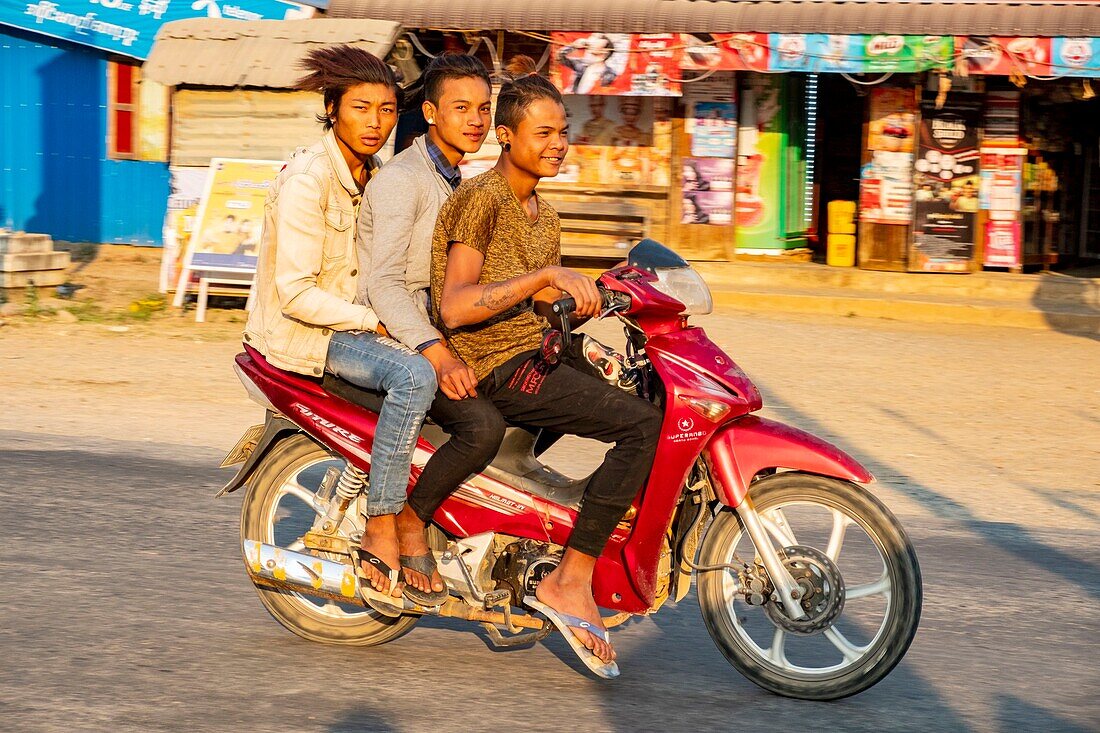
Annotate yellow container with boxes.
[827,233,857,267]
[828,200,857,234]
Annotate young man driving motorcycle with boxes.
[405,57,663,666]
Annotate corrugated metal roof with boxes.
[324,0,1100,37]
[144,19,402,88]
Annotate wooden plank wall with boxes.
[171,89,323,167]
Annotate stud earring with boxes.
[428,117,435,125]
[502,142,511,152]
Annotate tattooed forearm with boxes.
[474,282,517,312]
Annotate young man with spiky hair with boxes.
[355,52,494,605]
[244,45,438,607]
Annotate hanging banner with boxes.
[551,33,681,96]
[1,0,308,60]
[910,93,983,273]
[860,35,953,73]
[768,34,863,73]
[1052,38,1100,77]
[681,33,769,72]
[681,158,734,225]
[867,86,918,153]
[980,148,1026,268]
[860,151,914,224]
[957,37,1053,76]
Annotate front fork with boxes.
[735,495,808,621]
[703,448,807,621]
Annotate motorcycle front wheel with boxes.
[697,473,921,700]
[240,433,418,645]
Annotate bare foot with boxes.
[535,568,615,664]
[395,505,445,595]
[360,514,402,597]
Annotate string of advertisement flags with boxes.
[539,33,1100,97]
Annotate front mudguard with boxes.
[702,415,873,507]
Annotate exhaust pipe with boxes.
[244,539,367,604]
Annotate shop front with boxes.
[325,0,1100,271]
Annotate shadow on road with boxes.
[996,694,1095,733]
[873,404,1100,602]
[1032,270,1100,341]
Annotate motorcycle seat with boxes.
[322,366,591,511]
[240,347,590,512]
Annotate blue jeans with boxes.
[326,331,437,516]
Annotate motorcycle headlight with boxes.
[651,266,713,315]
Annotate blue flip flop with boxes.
[525,596,620,679]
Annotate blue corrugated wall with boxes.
[0,27,169,245]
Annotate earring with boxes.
[428,117,435,125]
[502,142,511,152]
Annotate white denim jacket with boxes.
[244,130,380,376]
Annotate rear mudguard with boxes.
[702,415,873,507]
[216,413,301,497]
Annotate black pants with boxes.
[407,347,663,557]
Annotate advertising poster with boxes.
[1052,38,1100,77]
[910,93,983,273]
[867,86,918,153]
[651,99,673,187]
[859,151,914,224]
[984,221,1022,268]
[552,33,682,96]
[690,102,737,157]
[768,34,863,73]
[681,158,733,226]
[861,35,953,73]
[561,96,659,186]
[980,149,1025,268]
[681,33,770,72]
[183,159,283,272]
[683,71,737,103]
[984,91,1021,146]
[735,74,785,248]
[957,37,1053,76]
[1,0,309,60]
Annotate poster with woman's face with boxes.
[681,158,733,225]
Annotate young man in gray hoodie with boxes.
[356,53,494,604]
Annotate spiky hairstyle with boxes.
[295,44,402,130]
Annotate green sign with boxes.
[861,35,953,73]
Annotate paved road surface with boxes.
[2,311,1098,732]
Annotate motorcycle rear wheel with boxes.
[697,473,921,700]
[240,433,418,646]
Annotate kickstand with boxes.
[480,622,554,648]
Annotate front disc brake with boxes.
[764,545,845,636]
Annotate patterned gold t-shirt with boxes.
[430,169,561,380]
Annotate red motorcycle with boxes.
[221,239,921,699]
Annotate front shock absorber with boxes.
[319,463,367,534]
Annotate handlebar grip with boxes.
[552,297,576,315]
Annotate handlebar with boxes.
[551,288,631,350]
[551,288,630,319]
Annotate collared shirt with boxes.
[424,136,462,191]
